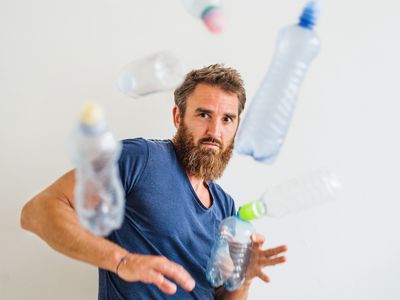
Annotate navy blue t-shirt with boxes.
[98,138,236,299]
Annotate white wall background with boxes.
[1,0,399,299]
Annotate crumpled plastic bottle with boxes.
[116,51,184,98]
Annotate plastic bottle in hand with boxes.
[181,0,224,33]
[235,1,321,163]
[70,103,125,236]
[116,51,184,98]
[206,215,256,291]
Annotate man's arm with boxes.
[214,234,287,300]
[20,170,195,294]
[215,282,251,300]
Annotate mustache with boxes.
[199,136,223,148]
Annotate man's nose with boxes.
[206,119,222,139]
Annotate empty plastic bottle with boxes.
[235,1,321,163]
[70,103,125,236]
[116,51,184,98]
[206,168,340,291]
[238,168,341,220]
[206,215,255,291]
[181,0,224,33]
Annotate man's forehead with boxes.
[187,100,239,116]
[186,86,239,113]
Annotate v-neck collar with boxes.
[168,140,215,211]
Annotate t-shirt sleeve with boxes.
[228,194,236,217]
[118,138,149,196]
[231,199,237,216]
[210,182,237,219]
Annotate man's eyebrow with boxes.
[194,108,238,119]
[195,108,212,114]
[225,113,237,120]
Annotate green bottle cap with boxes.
[238,200,267,221]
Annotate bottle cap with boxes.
[202,7,224,33]
[237,200,267,221]
[80,102,104,126]
[299,1,319,29]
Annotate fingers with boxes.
[154,258,195,292]
[147,270,177,295]
[251,233,266,247]
[121,254,195,295]
[260,254,286,266]
[246,243,288,284]
[259,245,288,266]
[258,271,270,283]
[263,245,288,257]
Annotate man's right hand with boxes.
[21,170,195,295]
[20,170,195,295]
[117,253,196,295]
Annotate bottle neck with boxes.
[201,5,218,20]
[79,120,107,136]
[237,200,267,221]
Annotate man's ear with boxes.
[172,105,181,128]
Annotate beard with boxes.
[172,122,234,181]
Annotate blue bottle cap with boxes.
[299,1,319,29]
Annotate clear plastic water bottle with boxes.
[206,169,340,291]
[235,1,321,163]
[116,51,184,98]
[181,0,224,33]
[206,215,256,291]
[238,169,342,220]
[70,103,125,236]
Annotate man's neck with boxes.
[186,173,206,193]
[187,173,212,208]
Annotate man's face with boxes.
[172,83,240,181]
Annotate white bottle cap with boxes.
[80,103,105,126]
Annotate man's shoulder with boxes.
[121,138,171,152]
[121,138,176,165]
[210,181,230,195]
[122,137,171,146]
[120,138,147,158]
[210,182,235,205]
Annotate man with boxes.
[21,64,287,299]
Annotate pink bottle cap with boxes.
[203,8,224,34]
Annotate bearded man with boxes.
[21,64,287,299]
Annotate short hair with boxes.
[174,64,246,117]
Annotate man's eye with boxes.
[199,112,209,118]
[223,116,233,123]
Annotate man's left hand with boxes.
[244,233,288,285]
